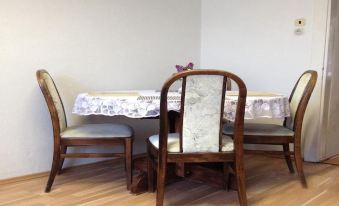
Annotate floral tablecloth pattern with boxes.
[72,90,290,120]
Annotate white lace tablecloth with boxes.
[72,90,290,120]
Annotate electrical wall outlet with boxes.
[295,18,306,27]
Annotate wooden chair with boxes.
[146,69,248,206]
[223,70,317,187]
[36,69,134,192]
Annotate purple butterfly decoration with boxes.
[175,65,184,72]
[186,62,194,69]
[175,62,194,72]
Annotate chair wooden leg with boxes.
[58,146,67,175]
[235,160,247,206]
[156,157,167,206]
[125,138,133,190]
[45,150,61,193]
[283,144,294,174]
[294,144,307,188]
[147,144,155,192]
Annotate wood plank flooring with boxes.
[323,155,339,166]
[1,155,339,206]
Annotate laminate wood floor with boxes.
[323,155,339,166]
[1,155,339,206]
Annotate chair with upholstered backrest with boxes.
[146,69,248,206]
[224,70,317,187]
[36,69,134,192]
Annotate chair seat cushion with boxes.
[61,123,133,138]
[223,123,294,137]
[148,133,234,152]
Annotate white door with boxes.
[323,0,339,158]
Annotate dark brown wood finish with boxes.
[146,69,248,206]
[36,69,134,192]
[225,70,317,188]
[179,76,187,153]
[219,77,228,152]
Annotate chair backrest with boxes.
[36,70,67,135]
[159,69,247,153]
[284,70,317,132]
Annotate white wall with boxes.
[201,0,316,92]
[201,0,329,161]
[0,0,201,179]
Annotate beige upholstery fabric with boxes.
[149,133,181,152]
[149,133,234,152]
[41,72,67,132]
[61,123,133,138]
[182,75,224,152]
[285,73,312,130]
[223,123,294,137]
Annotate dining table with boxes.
[72,90,290,121]
[72,89,290,194]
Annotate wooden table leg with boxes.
[130,156,148,194]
